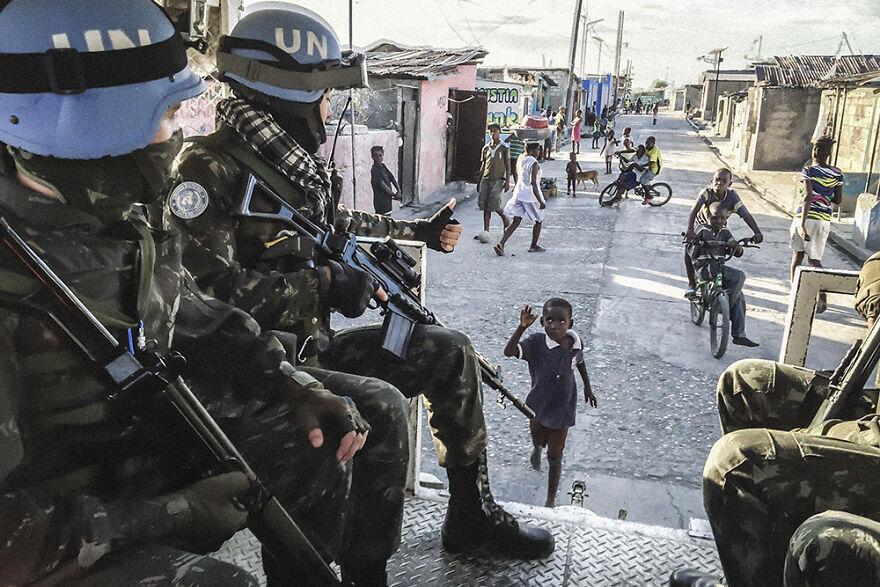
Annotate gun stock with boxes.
[0,217,341,586]
[810,318,880,428]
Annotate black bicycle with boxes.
[688,236,759,359]
[599,153,672,207]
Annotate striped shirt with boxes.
[797,164,843,221]
[508,137,525,160]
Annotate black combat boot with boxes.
[442,451,555,559]
[669,568,724,587]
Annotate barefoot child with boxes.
[496,142,546,255]
[503,298,597,507]
[566,152,582,195]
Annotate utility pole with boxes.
[579,14,589,75]
[595,37,603,75]
[564,0,585,115]
[710,47,725,123]
[612,10,624,105]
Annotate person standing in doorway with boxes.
[476,123,511,239]
[370,145,401,214]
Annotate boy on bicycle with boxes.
[688,202,760,348]
[642,136,662,204]
[606,144,649,206]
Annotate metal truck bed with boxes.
[214,488,721,586]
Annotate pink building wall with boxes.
[417,65,477,199]
[318,129,399,214]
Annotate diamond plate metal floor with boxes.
[213,494,722,586]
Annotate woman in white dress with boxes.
[494,141,547,255]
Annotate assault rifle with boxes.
[810,315,880,427]
[237,173,535,419]
[0,218,342,586]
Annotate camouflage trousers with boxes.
[48,369,409,586]
[785,511,880,586]
[705,359,880,586]
[321,323,488,468]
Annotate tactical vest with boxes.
[0,189,186,499]
[184,128,333,363]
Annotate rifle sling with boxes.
[187,130,304,214]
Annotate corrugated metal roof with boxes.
[366,47,488,80]
[816,69,880,87]
[755,55,880,87]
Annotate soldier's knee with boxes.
[360,381,409,447]
[786,511,880,586]
[425,325,473,352]
[717,359,776,399]
[703,429,774,500]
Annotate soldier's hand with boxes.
[169,472,250,550]
[414,198,461,253]
[326,261,377,318]
[287,384,370,465]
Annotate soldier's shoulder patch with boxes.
[168,181,209,220]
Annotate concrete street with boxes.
[406,111,863,529]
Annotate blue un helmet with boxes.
[0,0,204,159]
[217,1,367,104]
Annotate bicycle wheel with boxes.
[647,182,672,206]
[690,290,705,325]
[709,291,730,359]
[599,182,619,207]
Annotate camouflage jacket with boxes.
[0,143,320,583]
[170,124,430,349]
[856,251,880,322]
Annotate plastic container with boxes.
[523,114,549,129]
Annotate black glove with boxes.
[413,204,460,252]
[287,379,371,440]
[167,472,250,551]
[326,260,376,318]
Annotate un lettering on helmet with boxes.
[217,2,367,104]
[0,0,204,159]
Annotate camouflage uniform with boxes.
[785,511,880,586]
[703,253,880,586]
[172,124,489,468]
[0,137,406,585]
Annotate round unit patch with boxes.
[168,181,209,219]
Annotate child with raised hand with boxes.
[504,299,597,507]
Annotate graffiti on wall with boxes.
[476,83,525,131]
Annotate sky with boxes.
[242,0,880,89]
